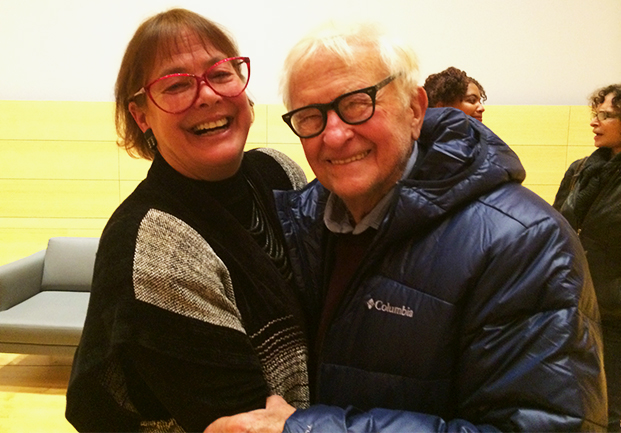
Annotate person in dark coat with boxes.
[205,22,607,433]
[554,83,621,432]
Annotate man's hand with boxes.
[204,395,296,433]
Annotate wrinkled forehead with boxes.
[152,30,216,66]
[293,43,386,83]
[144,27,237,77]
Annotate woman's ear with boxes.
[410,86,428,142]
[129,101,150,133]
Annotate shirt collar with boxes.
[324,143,418,235]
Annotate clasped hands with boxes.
[204,395,296,433]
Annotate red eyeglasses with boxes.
[133,56,250,114]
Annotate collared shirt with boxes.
[324,143,418,235]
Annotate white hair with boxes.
[280,21,420,109]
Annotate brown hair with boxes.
[589,83,621,114]
[115,8,240,159]
[423,66,486,108]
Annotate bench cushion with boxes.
[0,291,89,346]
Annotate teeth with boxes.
[330,151,370,165]
[193,118,228,133]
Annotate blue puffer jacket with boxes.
[275,108,607,432]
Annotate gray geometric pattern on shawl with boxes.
[133,208,245,334]
[254,147,307,190]
[251,315,310,408]
[133,208,310,409]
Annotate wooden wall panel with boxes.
[0,101,116,141]
[119,180,143,202]
[0,141,118,180]
[247,104,268,144]
[484,105,593,204]
[266,104,299,144]
[0,180,119,218]
[510,145,567,185]
[567,146,595,164]
[0,101,596,265]
[484,105,570,146]
[119,152,151,181]
[568,105,594,147]
[0,226,105,267]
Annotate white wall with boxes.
[1,0,619,105]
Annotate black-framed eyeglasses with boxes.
[133,56,250,114]
[282,75,397,138]
[591,110,621,122]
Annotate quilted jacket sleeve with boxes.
[284,406,498,433]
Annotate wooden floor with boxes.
[0,353,76,433]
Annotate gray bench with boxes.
[0,237,99,356]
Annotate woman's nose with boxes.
[195,79,221,106]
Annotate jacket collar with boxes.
[277,107,525,245]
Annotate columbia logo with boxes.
[366,298,413,318]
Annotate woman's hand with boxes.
[204,395,296,433]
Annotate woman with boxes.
[423,66,486,122]
[65,8,309,432]
[554,83,621,432]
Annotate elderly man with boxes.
[205,23,607,432]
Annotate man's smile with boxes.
[329,150,371,165]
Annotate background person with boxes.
[423,66,486,122]
[65,9,309,432]
[206,22,606,433]
[554,83,621,432]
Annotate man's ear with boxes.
[410,86,428,142]
[129,101,150,133]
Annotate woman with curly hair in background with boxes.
[554,83,621,432]
[423,66,486,122]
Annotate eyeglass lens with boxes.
[592,111,620,122]
[289,91,375,138]
[149,57,249,113]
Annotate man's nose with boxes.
[322,111,353,145]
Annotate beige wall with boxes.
[0,101,594,266]
[2,1,620,106]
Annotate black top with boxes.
[554,147,621,321]
[66,149,309,432]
